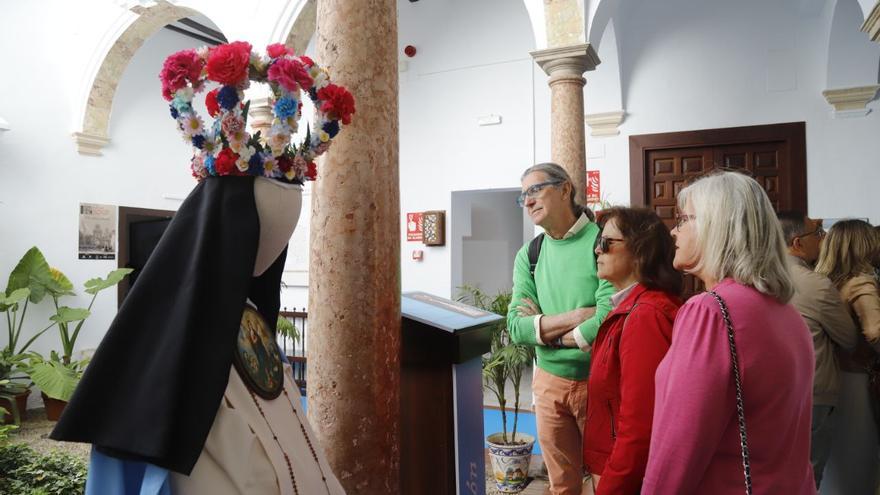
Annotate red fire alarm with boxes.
[404,45,417,57]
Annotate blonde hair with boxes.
[678,171,794,302]
[815,219,878,287]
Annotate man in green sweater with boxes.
[508,162,614,494]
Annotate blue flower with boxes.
[191,134,206,149]
[205,155,216,175]
[171,95,192,114]
[274,97,298,119]
[322,120,340,138]
[217,86,239,111]
[248,153,264,175]
[169,105,179,119]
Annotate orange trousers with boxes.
[533,366,590,495]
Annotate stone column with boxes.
[531,44,600,204]
[308,0,400,494]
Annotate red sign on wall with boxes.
[586,170,601,203]
[406,212,423,241]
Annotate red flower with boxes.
[317,84,356,125]
[267,58,313,92]
[206,41,252,85]
[159,49,204,100]
[298,55,315,68]
[215,148,239,175]
[205,88,220,117]
[266,43,292,58]
[305,161,318,180]
[277,156,293,173]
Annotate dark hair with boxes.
[776,210,806,246]
[521,162,595,222]
[598,207,683,296]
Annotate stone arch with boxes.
[275,0,316,55]
[73,1,221,155]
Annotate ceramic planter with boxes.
[487,432,535,493]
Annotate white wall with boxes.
[398,0,546,299]
[0,5,208,360]
[450,189,523,299]
[584,0,880,221]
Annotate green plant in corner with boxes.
[456,284,534,445]
[1,247,68,421]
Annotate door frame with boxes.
[629,122,807,210]
[117,206,175,307]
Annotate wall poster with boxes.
[78,203,117,260]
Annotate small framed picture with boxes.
[422,210,446,246]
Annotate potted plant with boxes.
[0,247,72,423]
[458,285,536,494]
[26,261,131,420]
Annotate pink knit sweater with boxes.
[642,279,816,495]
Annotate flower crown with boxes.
[160,41,355,184]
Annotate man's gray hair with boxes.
[678,171,794,302]
[521,162,594,221]
[776,210,807,246]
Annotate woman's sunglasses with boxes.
[595,235,624,253]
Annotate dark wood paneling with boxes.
[630,122,808,298]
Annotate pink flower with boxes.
[298,55,315,68]
[206,41,252,85]
[267,57,313,92]
[266,43,292,58]
[221,114,244,135]
[159,49,204,101]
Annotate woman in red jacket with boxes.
[584,207,682,494]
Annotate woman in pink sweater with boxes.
[642,171,816,495]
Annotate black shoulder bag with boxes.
[707,290,753,495]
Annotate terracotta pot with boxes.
[487,432,535,493]
[1,389,30,424]
[41,392,68,421]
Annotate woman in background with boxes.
[815,219,880,494]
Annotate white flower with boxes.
[263,156,278,177]
[238,145,256,162]
[175,86,194,102]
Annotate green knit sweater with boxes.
[507,222,614,380]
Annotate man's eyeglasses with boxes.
[674,214,696,230]
[595,236,625,253]
[517,180,564,207]
[794,227,826,240]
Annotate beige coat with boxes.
[789,256,858,405]
[837,273,880,373]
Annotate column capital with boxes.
[530,43,600,78]
[863,0,880,41]
[72,131,111,156]
[821,85,880,118]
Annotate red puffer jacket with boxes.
[583,284,681,495]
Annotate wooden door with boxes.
[631,122,807,297]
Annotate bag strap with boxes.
[707,290,753,495]
[528,233,544,280]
